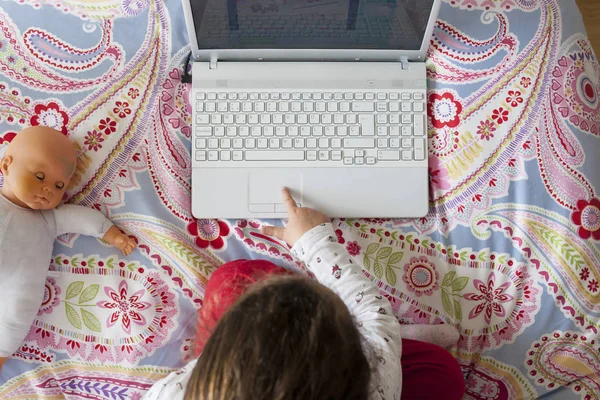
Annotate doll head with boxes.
[1,126,77,210]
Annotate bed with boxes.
[0,0,599,398]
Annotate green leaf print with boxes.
[451,277,469,292]
[363,255,371,271]
[65,302,82,330]
[453,300,463,320]
[376,247,392,260]
[366,243,380,255]
[442,290,453,317]
[78,284,100,304]
[388,252,404,265]
[385,265,397,286]
[65,282,84,301]
[442,272,456,287]
[373,261,383,279]
[81,309,102,332]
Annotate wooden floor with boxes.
[576,0,600,56]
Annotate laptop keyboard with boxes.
[193,91,426,165]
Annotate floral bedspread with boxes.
[0,0,599,399]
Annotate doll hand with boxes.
[103,226,137,256]
[113,233,136,256]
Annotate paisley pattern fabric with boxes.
[0,1,598,398]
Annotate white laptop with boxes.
[182,0,441,219]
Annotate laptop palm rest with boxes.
[248,171,303,213]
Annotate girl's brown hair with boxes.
[185,275,372,400]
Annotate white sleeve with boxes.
[292,223,402,400]
[52,204,114,237]
[142,360,197,400]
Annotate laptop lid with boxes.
[183,0,441,63]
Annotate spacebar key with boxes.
[343,138,375,148]
[245,151,305,161]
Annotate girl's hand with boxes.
[261,188,330,246]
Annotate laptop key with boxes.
[233,151,243,161]
[344,138,375,148]
[196,114,210,124]
[196,138,207,149]
[414,114,425,136]
[378,150,400,161]
[414,139,426,160]
[352,102,375,112]
[244,151,305,161]
[208,150,219,161]
[196,127,212,137]
[208,139,219,149]
[220,151,231,161]
[358,114,375,135]
[195,151,206,161]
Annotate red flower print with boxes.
[429,155,451,191]
[520,77,531,88]
[463,272,514,324]
[99,117,117,135]
[477,119,496,141]
[84,130,104,152]
[580,267,590,281]
[97,280,151,335]
[402,256,439,297]
[30,102,69,134]
[505,90,523,107]
[363,218,390,225]
[0,131,17,145]
[571,198,600,240]
[346,241,361,256]
[427,92,463,129]
[113,101,132,119]
[128,88,140,99]
[187,219,231,250]
[492,107,509,125]
[588,279,599,293]
[335,229,345,244]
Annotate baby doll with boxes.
[0,126,136,371]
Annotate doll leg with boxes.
[401,338,465,400]
[400,324,460,348]
[194,259,291,356]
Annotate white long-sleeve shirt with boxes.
[0,194,113,357]
[143,223,402,400]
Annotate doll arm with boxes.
[53,204,113,237]
[53,205,136,255]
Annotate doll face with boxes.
[2,147,74,210]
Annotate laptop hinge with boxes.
[209,58,218,70]
[400,57,409,70]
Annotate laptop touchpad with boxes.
[248,171,303,211]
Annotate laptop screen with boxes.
[190,0,435,51]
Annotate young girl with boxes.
[143,189,465,400]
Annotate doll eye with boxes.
[35,172,45,181]
[55,182,65,190]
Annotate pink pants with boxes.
[195,260,465,400]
